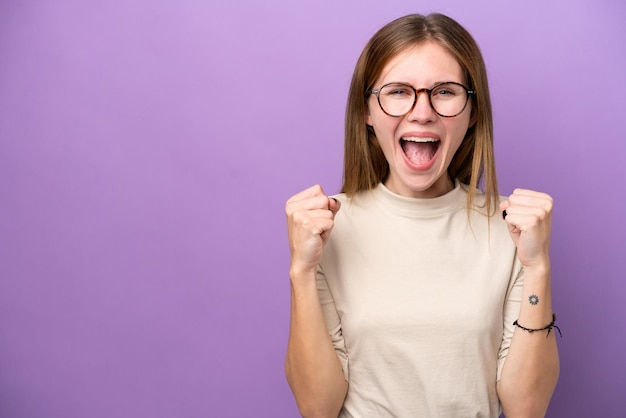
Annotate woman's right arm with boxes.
[285,185,348,418]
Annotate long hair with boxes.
[341,13,498,216]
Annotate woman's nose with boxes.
[406,91,436,123]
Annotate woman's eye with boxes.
[386,87,411,96]
[434,88,455,96]
[433,84,463,98]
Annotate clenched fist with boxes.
[286,185,341,276]
[500,189,553,272]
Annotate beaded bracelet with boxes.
[513,314,562,338]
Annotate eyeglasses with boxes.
[370,82,475,118]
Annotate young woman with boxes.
[285,13,559,417]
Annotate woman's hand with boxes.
[286,185,341,275]
[500,189,553,272]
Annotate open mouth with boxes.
[400,137,440,165]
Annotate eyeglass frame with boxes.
[369,81,475,118]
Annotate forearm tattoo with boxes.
[528,294,540,306]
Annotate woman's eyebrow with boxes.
[383,80,464,87]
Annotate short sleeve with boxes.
[317,264,349,382]
[496,258,524,381]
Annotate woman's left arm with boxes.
[497,189,560,418]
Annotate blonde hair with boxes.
[341,13,498,215]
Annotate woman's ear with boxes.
[469,105,478,128]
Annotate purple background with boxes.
[1,0,625,417]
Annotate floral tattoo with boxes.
[528,294,540,306]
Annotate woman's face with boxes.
[366,41,473,198]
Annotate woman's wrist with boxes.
[521,260,551,281]
[290,262,317,278]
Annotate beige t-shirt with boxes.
[318,182,522,418]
